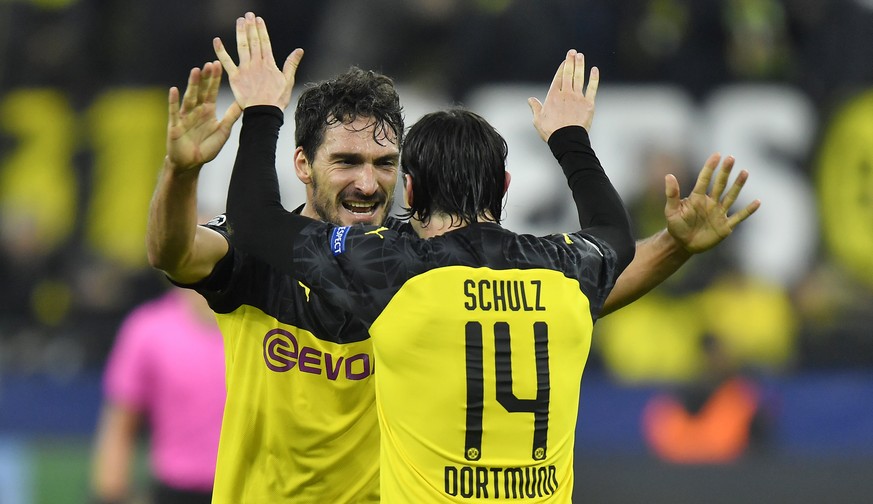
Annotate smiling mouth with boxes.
[342,201,379,215]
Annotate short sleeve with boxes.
[102,302,157,411]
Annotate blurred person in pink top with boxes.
[90,287,225,504]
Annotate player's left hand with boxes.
[665,153,761,253]
[528,49,599,142]
[213,11,304,110]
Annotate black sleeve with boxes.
[547,126,635,272]
[224,105,314,277]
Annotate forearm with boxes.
[146,158,200,268]
[548,126,635,270]
[225,106,309,276]
[146,159,227,283]
[90,405,137,501]
[600,228,692,316]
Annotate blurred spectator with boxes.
[90,287,225,504]
[641,334,773,463]
[793,261,873,368]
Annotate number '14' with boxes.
[464,321,550,462]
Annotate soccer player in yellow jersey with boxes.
[217,13,758,503]
[149,11,757,502]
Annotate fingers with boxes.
[547,61,565,98]
[721,168,748,209]
[222,13,277,70]
[561,49,577,92]
[235,16,250,66]
[167,86,180,127]
[220,101,243,131]
[722,166,760,228]
[527,97,543,118]
[727,199,761,228]
[691,153,721,196]
[244,12,261,61]
[180,66,201,113]
[710,155,734,199]
[256,16,275,65]
[586,66,600,102]
[203,61,222,106]
[214,37,237,75]
[197,63,214,106]
[573,52,585,93]
[664,173,681,215]
[282,48,305,82]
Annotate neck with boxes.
[410,213,496,239]
[299,201,319,220]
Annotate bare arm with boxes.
[146,61,241,284]
[90,403,141,502]
[600,153,761,316]
[600,229,690,316]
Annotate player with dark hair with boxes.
[219,12,634,499]
[398,109,508,226]
[147,34,406,502]
[292,66,405,226]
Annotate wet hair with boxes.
[294,67,404,162]
[400,108,507,226]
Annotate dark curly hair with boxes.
[294,67,405,162]
[400,108,508,226]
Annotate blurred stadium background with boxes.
[1,0,872,502]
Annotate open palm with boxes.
[665,153,760,253]
[166,61,241,171]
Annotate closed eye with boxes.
[334,156,361,166]
[376,157,399,169]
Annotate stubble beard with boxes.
[310,176,394,227]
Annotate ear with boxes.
[294,147,312,184]
[503,171,511,195]
[403,173,414,208]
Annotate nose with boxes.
[355,164,378,195]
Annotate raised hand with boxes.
[665,154,761,253]
[213,11,304,110]
[166,61,241,172]
[528,49,599,142]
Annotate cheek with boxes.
[378,171,399,192]
[316,171,352,193]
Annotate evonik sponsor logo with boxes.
[262,328,373,380]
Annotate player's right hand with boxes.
[166,61,241,172]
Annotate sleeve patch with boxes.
[206,214,227,227]
[330,226,351,256]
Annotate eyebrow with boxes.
[329,152,399,163]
